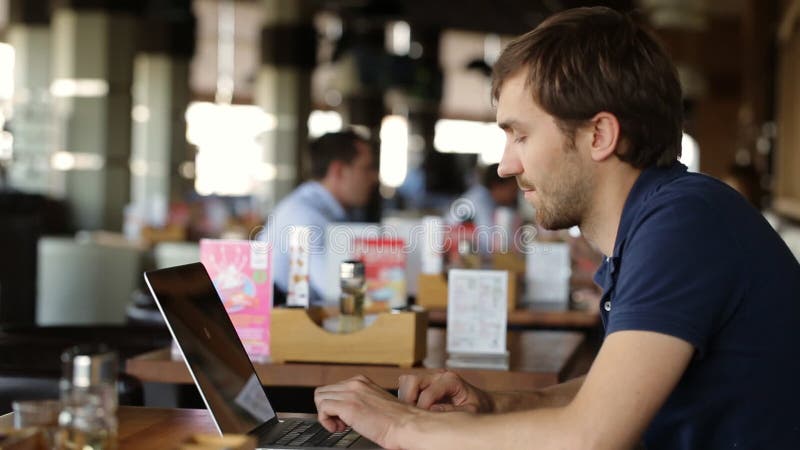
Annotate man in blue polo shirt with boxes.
[309,6,800,450]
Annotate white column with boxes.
[130,54,190,228]
[6,23,55,194]
[50,7,137,230]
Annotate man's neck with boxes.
[320,177,347,210]
[580,164,641,257]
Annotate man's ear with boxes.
[326,160,345,180]
[587,111,621,162]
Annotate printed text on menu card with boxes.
[446,269,508,355]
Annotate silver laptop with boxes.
[144,263,380,449]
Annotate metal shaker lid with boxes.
[340,260,365,279]
[62,345,118,388]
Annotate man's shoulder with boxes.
[633,172,745,230]
[271,183,332,226]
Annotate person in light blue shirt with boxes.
[448,163,519,253]
[264,131,378,303]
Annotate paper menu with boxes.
[446,269,508,355]
[200,239,272,361]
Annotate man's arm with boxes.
[402,331,692,449]
[491,375,585,412]
[398,371,584,413]
[317,330,693,449]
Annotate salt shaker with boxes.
[339,260,366,332]
[58,345,118,450]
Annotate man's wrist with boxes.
[480,390,497,413]
[388,408,428,449]
[490,389,545,413]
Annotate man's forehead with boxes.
[495,75,533,121]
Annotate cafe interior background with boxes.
[1,0,800,415]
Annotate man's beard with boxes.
[531,163,590,231]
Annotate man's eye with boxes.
[515,136,527,144]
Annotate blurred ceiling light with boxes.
[254,162,277,181]
[0,43,15,101]
[434,119,505,164]
[178,161,195,179]
[680,132,700,172]
[50,78,109,98]
[379,115,408,188]
[50,151,105,171]
[308,110,343,138]
[185,101,275,196]
[129,159,149,177]
[185,102,276,146]
[0,131,13,160]
[323,90,342,107]
[131,105,150,123]
[483,34,502,66]
[386,21,411,56]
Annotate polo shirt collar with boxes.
[593,161,687,291]
[611,161,688,258]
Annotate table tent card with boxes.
[524,241,572,306]
[446,269,509,370]
[200,239,272,362]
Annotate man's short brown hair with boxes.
[309,130,370,180]
[492,6,683,169]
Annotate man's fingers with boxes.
[397,375,422,404]
[314,386,353,433]
[316,399,349,433]
[398,371,445,404]
[416,372,465,410]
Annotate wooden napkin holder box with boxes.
[270,307,427,368]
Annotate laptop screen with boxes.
[145,263,277,434]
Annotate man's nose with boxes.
[498,146,522,178]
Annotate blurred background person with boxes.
[448,163,519,254]
[264,130,378,304]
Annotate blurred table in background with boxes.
[426,304,601,330]
[126,328,587,392]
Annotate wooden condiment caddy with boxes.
[270,307,427,368]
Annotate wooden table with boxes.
[127,328,586,391]
[1,407,222,449]
[427,305,601,329]
[0,407,321,449]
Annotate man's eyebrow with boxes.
[497,119,519,131]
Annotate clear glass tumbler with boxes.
[12,399,61,448]
[57,345,118,450]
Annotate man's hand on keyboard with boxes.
[314,374,428,449]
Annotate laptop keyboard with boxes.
[271,420,361,448]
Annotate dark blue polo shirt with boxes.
[594,162,800,449]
